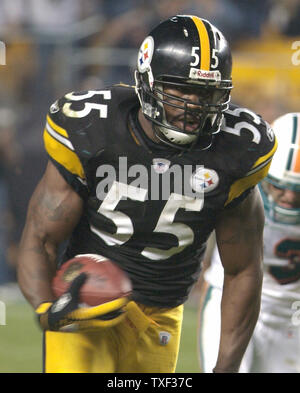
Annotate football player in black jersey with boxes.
[17,15,277,373]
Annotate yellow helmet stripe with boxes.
[191,16,210,70]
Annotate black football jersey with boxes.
[43,85,277,307]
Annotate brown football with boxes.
[52,254,132,306]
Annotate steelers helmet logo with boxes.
[190,168,219,193]
[137,36,154,73]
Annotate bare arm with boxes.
[213,187,264,372]
[196,231,216,295]
[17,161,84,309]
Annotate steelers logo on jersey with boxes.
[190,167,219,193]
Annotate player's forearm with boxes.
[214,266,262,373]
[17,162,84,309]
[17,231,57,309]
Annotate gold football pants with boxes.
[43,301,184,373]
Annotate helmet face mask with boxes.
[135,15,233,150]
[261,112,300,225]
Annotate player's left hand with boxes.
[35,273,127,332]
[36,273,87,331]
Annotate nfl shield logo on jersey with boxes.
[159,331,171,346]
[190,167,219,193]
[152,158,171,174]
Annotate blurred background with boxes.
[0,0,299,372]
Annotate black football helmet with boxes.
[135,15,233,150]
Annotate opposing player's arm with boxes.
[17,160,84,309]
[213,186,264,373]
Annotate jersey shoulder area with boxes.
[220,103,277,173]
[222,103,277,156]
[44,85,137,153]
[46,84,136,138]
[220,103,278,207]
[43,84,137,195]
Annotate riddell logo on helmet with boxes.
[189,68,221,81]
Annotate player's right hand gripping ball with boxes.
[36,254,132,332]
